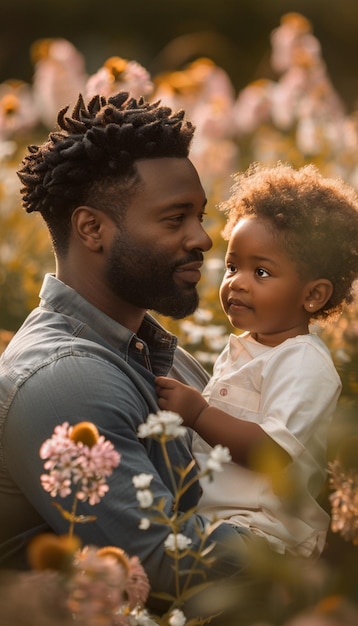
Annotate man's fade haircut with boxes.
[17,91,195,255]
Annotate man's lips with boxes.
[175,261,203,284]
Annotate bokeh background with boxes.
[1,2,358,620]
[1,0,358,407]
[2,0,358,111]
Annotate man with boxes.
[0,92,248,610]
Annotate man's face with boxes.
[105,158,212,319]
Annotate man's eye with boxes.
[168,214,185,223]
[256,267,270,278]
[198,211,207,223]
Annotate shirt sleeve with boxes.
[4,350,247,602]
[259,339,342,468]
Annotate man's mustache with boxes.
[173,251,204,270]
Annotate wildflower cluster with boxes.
[1,407,358,625]
[135,411,232,624]
[34,413,232,625]
[39,421,121,536]
[328,437,358,545]
[329,460,358,544]
[68,546,151,625]
[35,420,152,625]
[40,421,121,505]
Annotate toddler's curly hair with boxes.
[220,162,358,322]
[17,92,195,254]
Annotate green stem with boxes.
[180,532,207,597]
[160,436,178,496]
[68,492,79,539]
[159,438,183,597]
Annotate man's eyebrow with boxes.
[167,198,208,210]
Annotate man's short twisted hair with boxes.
[17,92,195,254]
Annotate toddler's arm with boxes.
[156,376,290,469]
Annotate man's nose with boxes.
[185,225,212,252]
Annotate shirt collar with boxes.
[229,331,272,359]
[39,273,177,355]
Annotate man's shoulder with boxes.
[0,308,117,400]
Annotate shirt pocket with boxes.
[204,381,261,417]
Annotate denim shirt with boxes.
[0,274,247,599]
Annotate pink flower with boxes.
[126,555,151,609]
[31,38,87,128]
[40,422,121,505]
[69,546,128,620]
[40,472,72,499]
[86,57,153,100]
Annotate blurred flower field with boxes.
[0,11,358,625]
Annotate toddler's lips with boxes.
[228,298,252,311]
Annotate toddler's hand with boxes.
[155,376,208,428]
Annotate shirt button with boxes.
[219,388,228,396]
[135,341,144,351]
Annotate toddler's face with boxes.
[220,217,311,346]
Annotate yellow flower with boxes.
[69,421,99,448]
[27,533,81,572]
[96,546,130,573]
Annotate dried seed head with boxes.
[70,422,99,447]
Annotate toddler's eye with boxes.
[226,263,236,274]
[256,267,270,278]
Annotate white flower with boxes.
[132,473,154,489]
[136,489,154,509]
[137,417,163,438]
[157,411,187,437]
[139,517,151,530]
[128,607,158,625]
[169,608,187,626]
[164,533,192,552]
[206,444,232,472]
[137,411,186,440]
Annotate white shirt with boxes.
[193,331,342,558]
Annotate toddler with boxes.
[156,162,358,559]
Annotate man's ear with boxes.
[71,206,104,252]
[304,278,333,314]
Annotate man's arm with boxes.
[4,355,249,605]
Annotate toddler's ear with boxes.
[304,279,333,313]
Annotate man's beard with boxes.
[106,231,201,319]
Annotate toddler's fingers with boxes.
[155,376,176,390]
[157,397,166,409]
[156,387,169,399]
